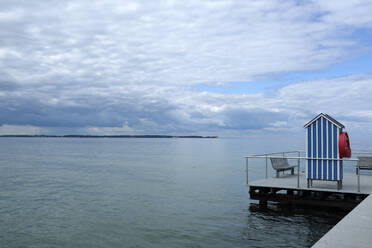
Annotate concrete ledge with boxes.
[312,194,372,248]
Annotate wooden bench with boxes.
[270,158,296,178]
[357,157,372,174]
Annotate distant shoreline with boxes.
[0,135,218,139]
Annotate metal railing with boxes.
[353,152,372,192]
[244,150,367,191]
[244,150,303,187]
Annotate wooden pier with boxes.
[245,114,372,246]
[248,173,372,210]
[245,153,372,247]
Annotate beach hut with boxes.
[304,113,351,190]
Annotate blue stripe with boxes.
[318,119,321,179]
[308,126,311,179]
[328,121,332,180]
[334,125,338,180]
[305,117,343,181]
[323,118,327,180]
[313,122,317,179]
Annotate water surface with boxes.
[0,138,346,247]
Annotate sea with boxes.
[0,137,348,248]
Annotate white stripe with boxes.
[310,125,313,179]
[319,119,321,178]
[336,126,338,180]
[331,123,334,180]
[306,127,308,179]
[312,120,315,179]
[337,128,340,158]
[320,117,323,179]
[334,125,337,180]
[315,119,318,179]
[326,119,329,180]
[337,128,341,180]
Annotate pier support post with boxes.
[307,179,312,188]
[259,200,267,208]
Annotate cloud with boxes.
[0,0,372,134]
[1,0,371,86]
[0,124,42,135]
[1,73,372,135]
[315,0,372,27]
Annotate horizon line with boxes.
[0,134,218,138]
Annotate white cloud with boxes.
[0,0,372,135]
[0,124,42,135]
[1,0,370,87]
[0,8,24,22]
[316,0,372,27]
[87,122,139,135]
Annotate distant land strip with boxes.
[0,135,218,138]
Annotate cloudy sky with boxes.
[1,0,372,138]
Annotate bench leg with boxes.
[291,168,294,175]
[276,171,279,178]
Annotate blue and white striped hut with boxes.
[304,113,345,190]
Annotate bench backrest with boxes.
[270,158,290,169]
[357,157,372,167]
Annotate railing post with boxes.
[246,158,249,185]
[265,156,268,179]
[297,151,300,188]
[357,165,360,192]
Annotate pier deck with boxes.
[248,173,372,209]
[249,173,372,194]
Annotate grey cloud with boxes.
[1,74,372,134]
[0,81,19,91]
[0,82,179,129]
[217,109,287,130]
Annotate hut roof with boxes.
[303,113,345,129]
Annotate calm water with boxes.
[0,138,346,247]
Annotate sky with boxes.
[1,0,372,141]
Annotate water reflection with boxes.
[242,202,347,248]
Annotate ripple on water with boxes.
[0,138,347,248]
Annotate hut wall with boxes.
[306,116,343,181]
